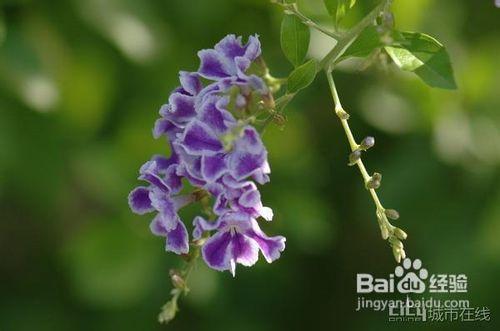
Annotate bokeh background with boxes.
[0,0,499,330]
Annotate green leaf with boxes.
[324,0,356,25]
[287,59,318,93]
[341,26,383,60]
[384,32,457,89]
[280,14,310,67]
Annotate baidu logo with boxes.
[357,258,429,294]
[394,258,428,293]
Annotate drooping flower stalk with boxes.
[326,71,407,262]
[272,0,408,262]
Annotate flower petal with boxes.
[165,221,189,254]
[213,193,229,216]
[128,186,154,214]
[244,35,261,61]
[150,214,169,235]
[164,164,183,194]
[228,127,268,180]
[238,186,260,208]
[201,154,227,182]
[235,56,251,78]
[181,120,223,156]
[198,49,231,80]
[229,150,266,180]
[151,153,179,172]
[139,161,170,191]
[237,186,273,221]
[245,219,286,263]
[198,95,235,134]
[214,34,246,60]
[202,230,232,271]
[192,216,222,240]
[221,174,254,189]
[153,117,181,139]
[252,160,271,184]
[149,190,178,231]
[247,75,268,94]
[149,217,189,254]
[236,126,265,154]
[168,92,196,124]
[229,232,259,276]
[179,71,202,96]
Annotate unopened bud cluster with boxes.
[347,136,375,168]
[377,207,407,263]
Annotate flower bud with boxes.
[392,246,402,263]
[400,248,406,260]
[192,237,207,246]
[394,227,408,240]
[348,150,362,166]
[221,133,235,152]
[170,270,186,290]
[384,209,400,220]
[158,299,178,324]
[359,136,375,150]
[366,172,382,189]
[389,236,404,249]
[380,224,389,240]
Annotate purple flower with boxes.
[193,212,285,276]
[128,157,190,254]
[211,175,274,220]
[198,35,260,81]
[129,34,285,275]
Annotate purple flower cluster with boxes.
[128,35,285,276]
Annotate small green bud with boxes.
[392,246,402,263]
[380,224,389,240]
[348,150,362,166]
[359,136,375,150]
[169,270,186,290]
[220,133,235,152]
[400,248,406,260]
[389,236,404,249]
[158,299,178,324]
[384,209,400,220]
[366,172,382,189]
[192,237,207,246]
[394,227,408,240]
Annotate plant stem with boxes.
[326,70,406,261]
[278,2,342,40]
[326,72,380,208]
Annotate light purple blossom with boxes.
[129,34,285,275]
[193,212,285,276]
[128,156,190,254]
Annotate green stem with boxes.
[158,243,201,324]
[326,70,404,261]
[326,72,379,207]
[278,2,342,40]
[182,244,201,282]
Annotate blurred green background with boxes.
[0,0,499,330]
